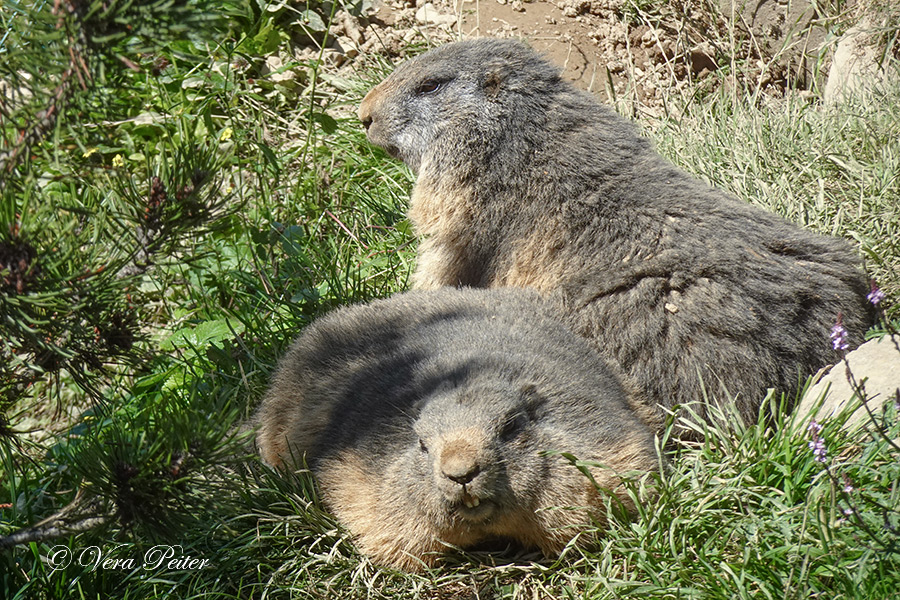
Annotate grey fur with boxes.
[256,287,658,570]
[358,38,875,426]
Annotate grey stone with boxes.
[799,335,900,429]
[415,4,457,26]
[824,17,892,104]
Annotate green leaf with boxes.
[162,318,246,351]
[293,9,327,33]
[310,110,338,135]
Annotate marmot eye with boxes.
[419,438,429,453]
[415,80,444,96]
[499,415,524,440]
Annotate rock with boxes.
[264,55,298,84]
[322,48,347,68]
[689,43,717,75]
[415,3,457,26]
[559,0,590,18]
[333,36,360,60]
[798,335,900,430]
[335,11,365,46]
[824,17,891,104]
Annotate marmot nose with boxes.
[442,463,481,485]
[360,114,373,131]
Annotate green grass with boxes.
[2,1,899,598]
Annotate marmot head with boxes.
[258,288,661,569]
[358,39,564,174]
[403,381,551,532]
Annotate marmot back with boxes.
[256,287,658,571]
[358,38,876,427]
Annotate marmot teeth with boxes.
[463,494,480,509]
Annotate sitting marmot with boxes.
[358,38,875,427]
[256,287,658,571]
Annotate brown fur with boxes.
[256,288,659,570]
[358,39,875,428]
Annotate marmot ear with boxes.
[482,66,509,100]
[519,383,539,398]
[519,384,547,417]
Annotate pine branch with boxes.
[0,0,90,190]
[0,491,112,550]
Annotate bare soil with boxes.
[332,0,843,113]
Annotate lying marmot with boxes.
[256,287,658,571]
[358,38,875,426]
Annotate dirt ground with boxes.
[329,0,849,112]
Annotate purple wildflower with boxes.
[807,420,827,463]
[866,281,885,306]
[809,437,827,463]
[830,314,849,351]
[841,474,854,494]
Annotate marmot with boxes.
[358,38,875,426]
[256,287,659,571]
